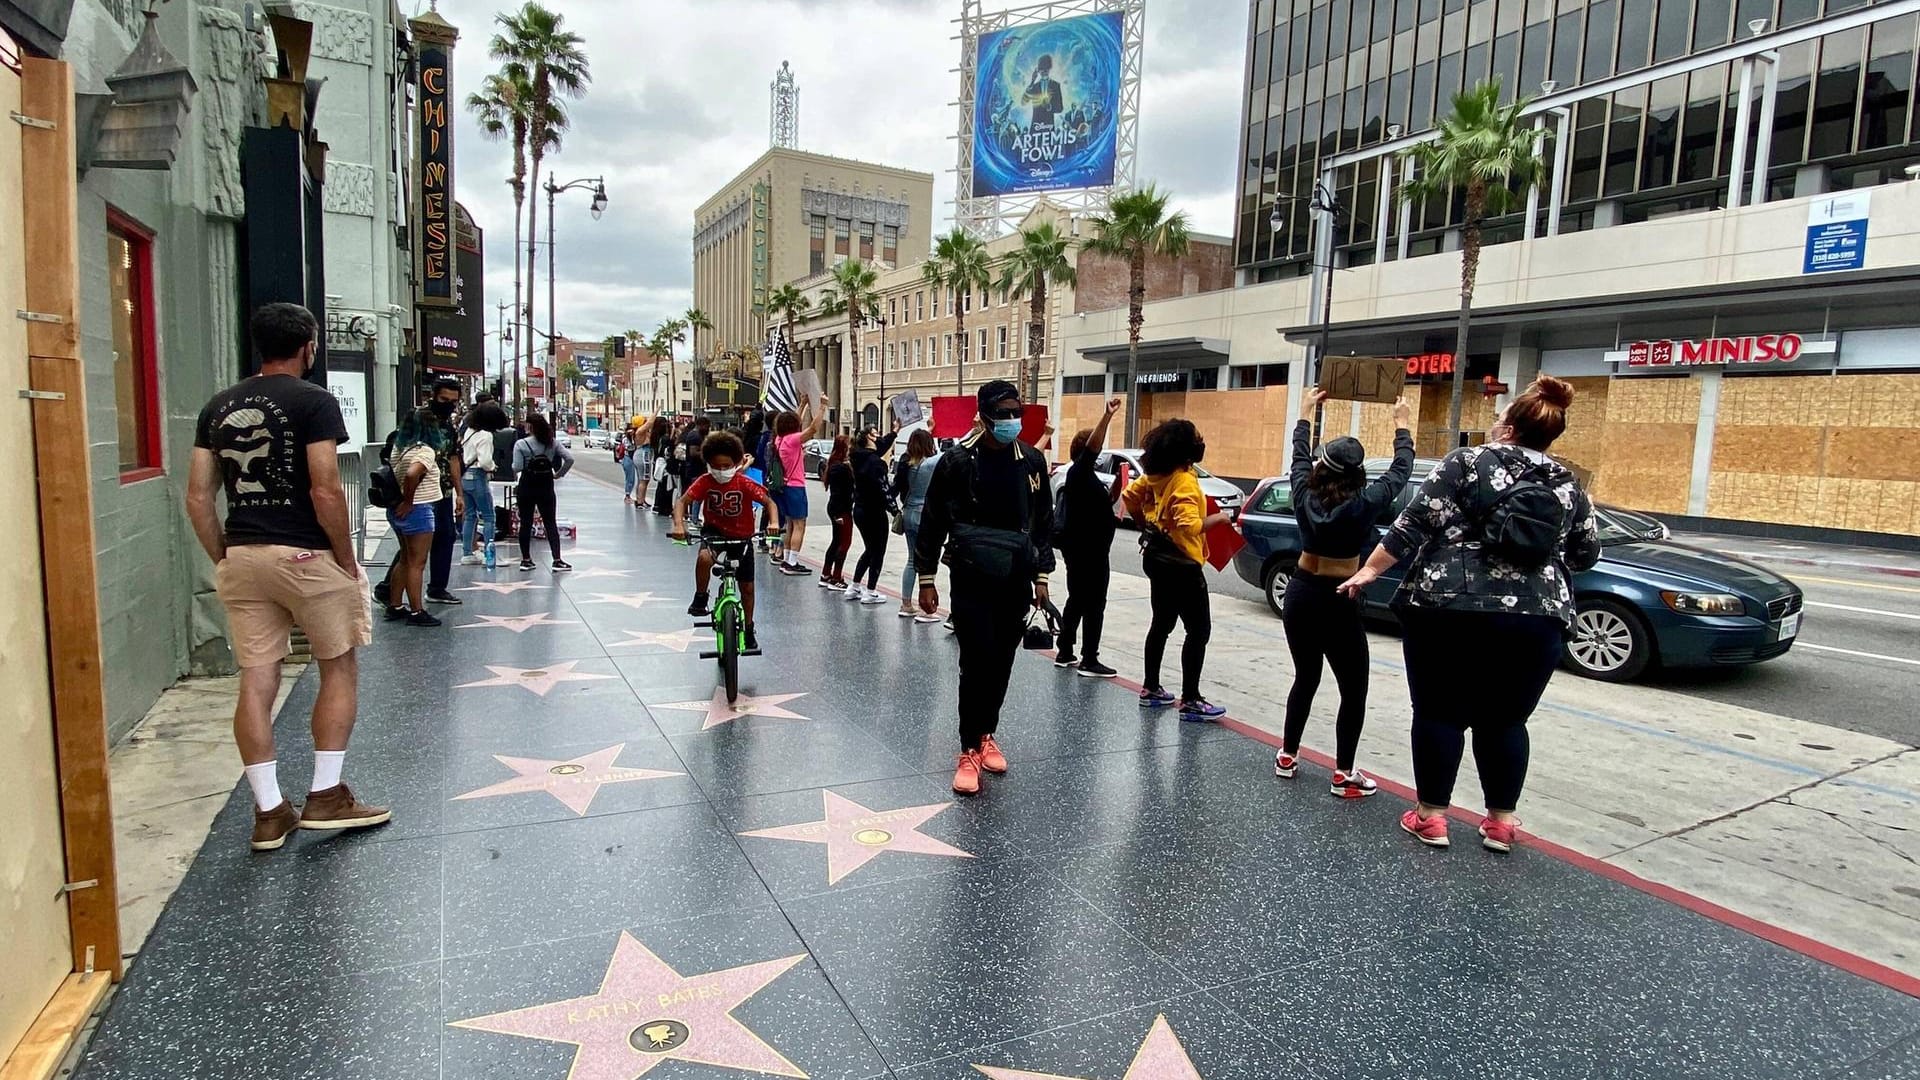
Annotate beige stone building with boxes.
[692,148,934,390]
[785,203,1234,432]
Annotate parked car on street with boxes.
[802,437,834,475]
[1231,458,1804,681]
[583,429,614,450]
[1047,448,1245,523]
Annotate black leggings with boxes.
[1282,572,1370,770]
[852,509,891,589]
[1401,607,1564,811]
[1143,556,1211,700]
[516,482,561,562]
[1057,547,1110,662]
[822,514,854,580]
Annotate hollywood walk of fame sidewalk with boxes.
[70,491,1920,1080]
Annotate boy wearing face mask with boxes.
[671,432,780,651]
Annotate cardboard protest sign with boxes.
[1318,356,1406,404]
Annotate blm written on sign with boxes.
[1318,356,1408,404]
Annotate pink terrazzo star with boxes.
[454,581,553,595]
[974,1015,1203,1080]
[652,690,811,731]
[741,791,973,885]
[578,592,668,610]
[456,661,619,698]
[567,568,635,581]
[607,628,708,653]
[452,744,683,816]
[450,931,807,1079]
[457,612,580,633]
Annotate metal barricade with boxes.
[338,445,374,564]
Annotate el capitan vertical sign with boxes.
[411,10,458,308]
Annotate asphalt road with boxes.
[569,449,1918,745]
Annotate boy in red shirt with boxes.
[671,431,780,648]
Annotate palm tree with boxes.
[767,283,811,354]
[493,2,589,402]
[645,330,671,414]
[683,307,714,409]
[1085,185,1192,444]
[818,259,882,414]
[998,220,1078,402]
[466,65,532,408]
[922,229,994,398]
[1400,78,1544,449]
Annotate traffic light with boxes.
[611,336,626,358]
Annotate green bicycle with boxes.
[678,535,760,702]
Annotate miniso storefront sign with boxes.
[1605,333,1837,368]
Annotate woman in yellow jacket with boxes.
[1122,419,1232,720]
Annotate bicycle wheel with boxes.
[719,601,740,704]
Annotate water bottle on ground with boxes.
[484,536,496,570]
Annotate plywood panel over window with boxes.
[1710,372,1920,535]
[0,56,72,1063]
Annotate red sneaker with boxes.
[1274,751,1298,778]
[1329,768,1379,799]
[1399,809,1450,848]
[952,750,983,795]
[978,735,1008,774]
[1479,817,1521,853]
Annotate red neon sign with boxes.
[1626,333,1803,367]
[1403,353,1456,376]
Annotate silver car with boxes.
[1048,448,1245,521]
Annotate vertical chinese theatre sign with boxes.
[411,11,458,309]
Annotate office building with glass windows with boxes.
[1238,0,1919,274]
[1055,0,1920,539]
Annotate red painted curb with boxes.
[648,505,1920,1000]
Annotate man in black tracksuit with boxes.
[915,380,1054,796]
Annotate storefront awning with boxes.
[1078,337,1231,369]
[1277,267,1920,356]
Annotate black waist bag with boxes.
[949,523,1037,581]
[1476,459,1566,569]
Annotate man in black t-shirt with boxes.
[187,303,387,852]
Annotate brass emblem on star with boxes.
[852,829,892,846]
[629,1019,690,1054]
[548,763,585,776]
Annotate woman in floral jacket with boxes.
[1339,375,1601,853]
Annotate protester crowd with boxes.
[189,302,1599,858]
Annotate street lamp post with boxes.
[865,314,889,427]
[542,175,608,420]
[1271,177,1344,444]
[494,299,511,399]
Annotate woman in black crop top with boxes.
[1275,390,1414,797]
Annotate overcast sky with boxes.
[434,0,1246,364]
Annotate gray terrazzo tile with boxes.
[439,800,772,958]
[667,716,925,800]
[781,858,1197,1069]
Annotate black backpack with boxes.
[522,443,557,480]
[1473,451,1567,569]
[368,463,402,508]
[1049,480,1071,550]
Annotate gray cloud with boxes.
[438,0,1244,349]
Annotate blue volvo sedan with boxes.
[1231,459,1805,682]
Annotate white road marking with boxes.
[1804,601,1920,622]
[1792,573,1920,595]
[1797,642,1920,668]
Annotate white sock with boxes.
[243,761,283,811]
[785,550,799,567]
[311,750,345,793]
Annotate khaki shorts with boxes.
[215,545,373,668]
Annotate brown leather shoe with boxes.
[250,800,300,851]
[298,783,391,832]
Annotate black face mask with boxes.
[431,400,456,420]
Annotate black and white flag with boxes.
[762,334,798,414]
